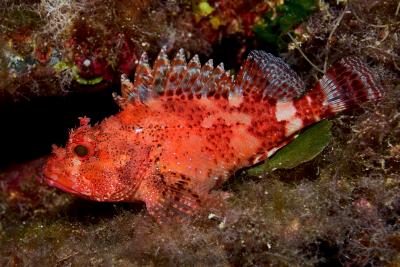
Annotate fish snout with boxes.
[43,156,76,194]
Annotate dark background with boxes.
[0,89,119,168]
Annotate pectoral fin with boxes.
[144,171,205,223]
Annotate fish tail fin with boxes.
[317,57,382,113]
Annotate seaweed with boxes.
[248,120,332,176]
[253,0,317,51]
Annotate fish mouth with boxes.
[45,176,82,195]
[43,156,83,196]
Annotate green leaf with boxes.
[247,120,332,176]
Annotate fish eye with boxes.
[74,145,89,157]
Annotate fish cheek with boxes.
[77,160,129,200]
[71,165,96,197]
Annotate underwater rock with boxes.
[0,0,399,266]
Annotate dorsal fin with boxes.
[164,48,187,94]
[115,48,307,105]
[180,55,201,95]
[203,63,225,97]
[152,46,170,94]
[195,59,214,96]
[235,50,306,101]
[120,74,135,100]
[216,70,233,97]
[121,52,154,102]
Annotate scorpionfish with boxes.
[44,48,382,222]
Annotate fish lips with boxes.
[43,156,82,196]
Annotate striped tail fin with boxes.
[318,57,383,113]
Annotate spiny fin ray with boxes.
[235,50,306,101]
[152,46,170,94]
[164,48,187,93]
[116,48,311,105]
[318,56,382,113]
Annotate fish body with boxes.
[44,48,382,222]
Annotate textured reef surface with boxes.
[0,0,399,266]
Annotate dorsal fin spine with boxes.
[119,49,308,104]
[204,62,224,96]
[121,74,136,100]
[121,48,316,104]
[132,52,153,101]
[235,50,306,101]
[152,46,170,94]
[216,71,233,96]
[185,55,201,93]
[164,49,187,93]
[198,59,214,96]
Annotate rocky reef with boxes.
[0,0,399,266]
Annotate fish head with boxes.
[43,117,147,201]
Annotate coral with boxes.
[38,0,85,42]
[0,0,213,100]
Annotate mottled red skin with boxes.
[294,85,334,124]
[43,87,328,220]
[43,50,381,222]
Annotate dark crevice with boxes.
[0,88,119,169]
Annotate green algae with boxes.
[253,0,317,50]
[54,62,103,85]
[248,120,332,176]
[72,66,104,85]
[197,1,215,17]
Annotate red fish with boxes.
[43,48,382,222]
